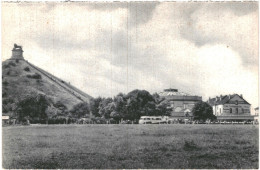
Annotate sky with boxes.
[1,2,259,109]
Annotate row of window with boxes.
[219,108,245,114]
[230,108,241,114]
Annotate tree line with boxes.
[5,89,216,124]
[13,89,172,124]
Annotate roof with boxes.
[158,88,198,97]
[208,94,250,106]
[158,91,190,96]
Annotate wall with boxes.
[11,50,24,60]
[213,95,251,116]
[169,100,200,116]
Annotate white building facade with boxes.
[208,94,253,121]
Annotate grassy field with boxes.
[2,124,259,169]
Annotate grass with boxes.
[2,59,87,111]
[2,124,258,169]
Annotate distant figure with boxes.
[14,43,22,49]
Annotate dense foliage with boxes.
[192,101,216,121]
[70,102,90,118]
[89,89,172,122]
[8,89,172,124]
[16,94,50,122]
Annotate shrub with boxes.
[2,92,7,98]
[53,101,67,111]
[91,117,107,124]
[16,94,50,122]
[36,79,42,83]
[3,64,10,69]
[8,61,16,67]
[3,81,9,86]
[24,67,30,72]
[27,73,42,79]
[3,98,14,105]
[70,102,90,118]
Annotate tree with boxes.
[70,102,90,118]
[98,98,114,118]
[155,100,172,116]
[90,97,102,117]
[153,93,172,116]
[113,93,127,120]
[124,89,155,120]
[192,101,216,122]
[16,94,50,122]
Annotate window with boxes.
[235,100,238,105]
[230,108,232,113]
[220,108,222,114]
[236,108,238,114]
[242,108,244,113]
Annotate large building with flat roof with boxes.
[158,88,202,120]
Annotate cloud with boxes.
[86,2,159,26]
[179,2,258,71]
[2,2,258,108]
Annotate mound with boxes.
[2,45,93,117]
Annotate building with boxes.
[207,94,254,122]
[11,44,24,60]
[254,107,259,122]
[158,88,202,120]
[2,115,10,125]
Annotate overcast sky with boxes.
[2,2,259,108]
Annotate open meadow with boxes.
[2,124,259,169]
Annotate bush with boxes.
[3,64,10,69]
[8,61,16,67]
[91,117,108,124]
[27,73,42,79]
[36,79,42,83]
[47,118,66,124]
[3,81,9,86]
[16,94,50,122]
[2,92,7,98]
[24,67,30,72]
[3,98,14,105]
[70,102,90,118]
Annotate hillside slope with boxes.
[2,59,93,115]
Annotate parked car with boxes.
[139,116,168,124]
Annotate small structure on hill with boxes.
[11,43,24,60]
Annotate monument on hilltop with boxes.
[11,43,24,60]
